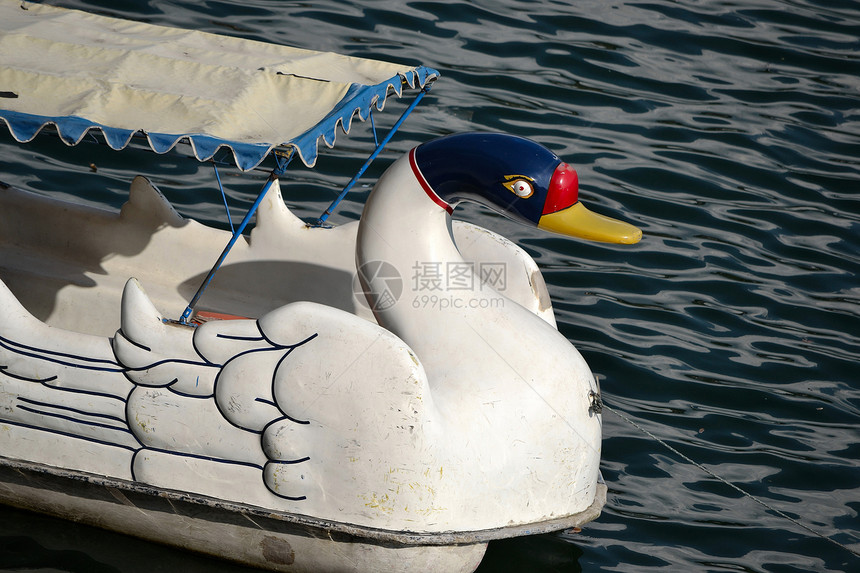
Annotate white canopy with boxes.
[0,1,438,169]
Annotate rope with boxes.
[600,397,860,559]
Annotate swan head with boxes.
[412,132,641,244]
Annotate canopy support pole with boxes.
[213,162,235,234]
[175,84,431,324]
[316,85,431,226]
[370,110,379,147]
[177,153,294,324]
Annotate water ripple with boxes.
[1,0,858,572]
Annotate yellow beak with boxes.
[538,202,642,244]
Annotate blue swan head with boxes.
[413,132,641,244]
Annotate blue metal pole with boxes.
[316,86,430,225]
[213,162,235,234]
[179,155,292,324]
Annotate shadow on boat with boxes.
[178,261,358,320]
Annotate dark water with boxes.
[1,0,858,572]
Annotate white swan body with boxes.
[0,133,640,560]
[355,145,608,528]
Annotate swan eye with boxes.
[503,177,534,199]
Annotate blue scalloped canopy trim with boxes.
[0,66,438,171]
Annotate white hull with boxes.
[0,455,605,572]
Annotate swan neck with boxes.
[356,154,469,341]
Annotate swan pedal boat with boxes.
[0,3,640,571]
